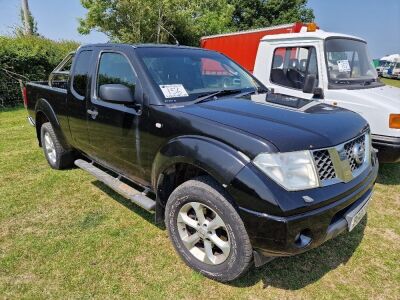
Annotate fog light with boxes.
[294,229,312,247]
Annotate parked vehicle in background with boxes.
[391,62,400,80]
[376,56,390,76]
[202,23,400,163]
[382,54,400,79]
[23,43,378,282]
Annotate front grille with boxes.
[313,150,336,180]
[311,133,369,186]
[344,135,366,171]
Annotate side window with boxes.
[270,47,318,91]
[96,52,137,98]
[72,50,93,97]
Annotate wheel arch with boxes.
[34,98,70,150]
[152,135,249,223]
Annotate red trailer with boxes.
[200,22,308,73]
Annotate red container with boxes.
[201,23,304,73]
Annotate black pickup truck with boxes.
[25,43,378,282]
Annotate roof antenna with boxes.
[159,24,180,46]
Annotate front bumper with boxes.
[372,134,400,163]
[228,153,379,257]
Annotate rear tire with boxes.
[40,122,74,169]
[165,176,253,282]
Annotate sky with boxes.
[0,0,399,58]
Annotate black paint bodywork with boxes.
[25,43,378,257]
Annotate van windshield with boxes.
[325,38,380,87]
[136,47,261,103]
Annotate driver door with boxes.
[87,50,144,181]
[268,46,321,100]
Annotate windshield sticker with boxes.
[159,84,189,98]
[337,60,351,72]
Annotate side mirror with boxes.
[303,74,316,93]
[303,74,324,99]
[99,84,135,104]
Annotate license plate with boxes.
[347,202,368,231]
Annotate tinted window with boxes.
[270,47,318,91]
[72,50,92,97]
[97,52,136,97]
[136,47,260,103]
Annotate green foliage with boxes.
[78,0,234,46]
[14,8,40,37]
[78,0,314,46]
[0,35,79,107]
[228,0,315,30]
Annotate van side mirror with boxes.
[303,74,316,93]
[303,74,324,99]
[99,84,135,104]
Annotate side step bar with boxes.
[74,159,156,211]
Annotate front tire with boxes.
[165,176,253,282]
[40,122,74,169]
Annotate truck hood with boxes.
[345,84,400,111]
[175,94,368,152]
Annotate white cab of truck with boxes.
[202,23,400,162]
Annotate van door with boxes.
[86,50,145,182]
[267,46,321,100]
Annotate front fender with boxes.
[152,135,250,188]
[35,98,71,150]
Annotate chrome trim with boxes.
[27,116,35,126]
[312,132,371,187]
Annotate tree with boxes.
[78,0,314,46]
[229,0,314,30]
[21,0,32,35]
[14,0,39,37]
[78,0,234,46]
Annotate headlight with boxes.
[253,151,319,191]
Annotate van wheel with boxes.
[165,176,253,282]
[40,122,74,169]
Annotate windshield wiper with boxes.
[333,79,376,86]
[234,86,269,98]
[192,89,242,104]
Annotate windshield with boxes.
[378,60,388,67]
[136,47,261,103]
[325,38,378,84]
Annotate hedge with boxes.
[0,36,79,107]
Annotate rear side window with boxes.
[96,52,137,97]
[270,47,318,91]
[72,50,93,97]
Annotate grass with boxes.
[0,106,399,299]
[381,77,400,88]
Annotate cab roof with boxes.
[260,29,366,43]
[79,43,201,51]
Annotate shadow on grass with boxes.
[231,216,367,290]
[91,180,163,229]
[376,163,400,185]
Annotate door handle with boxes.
[87,109,98,119]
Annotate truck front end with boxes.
[229,130,378,257]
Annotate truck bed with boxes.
[25,81,69,142]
